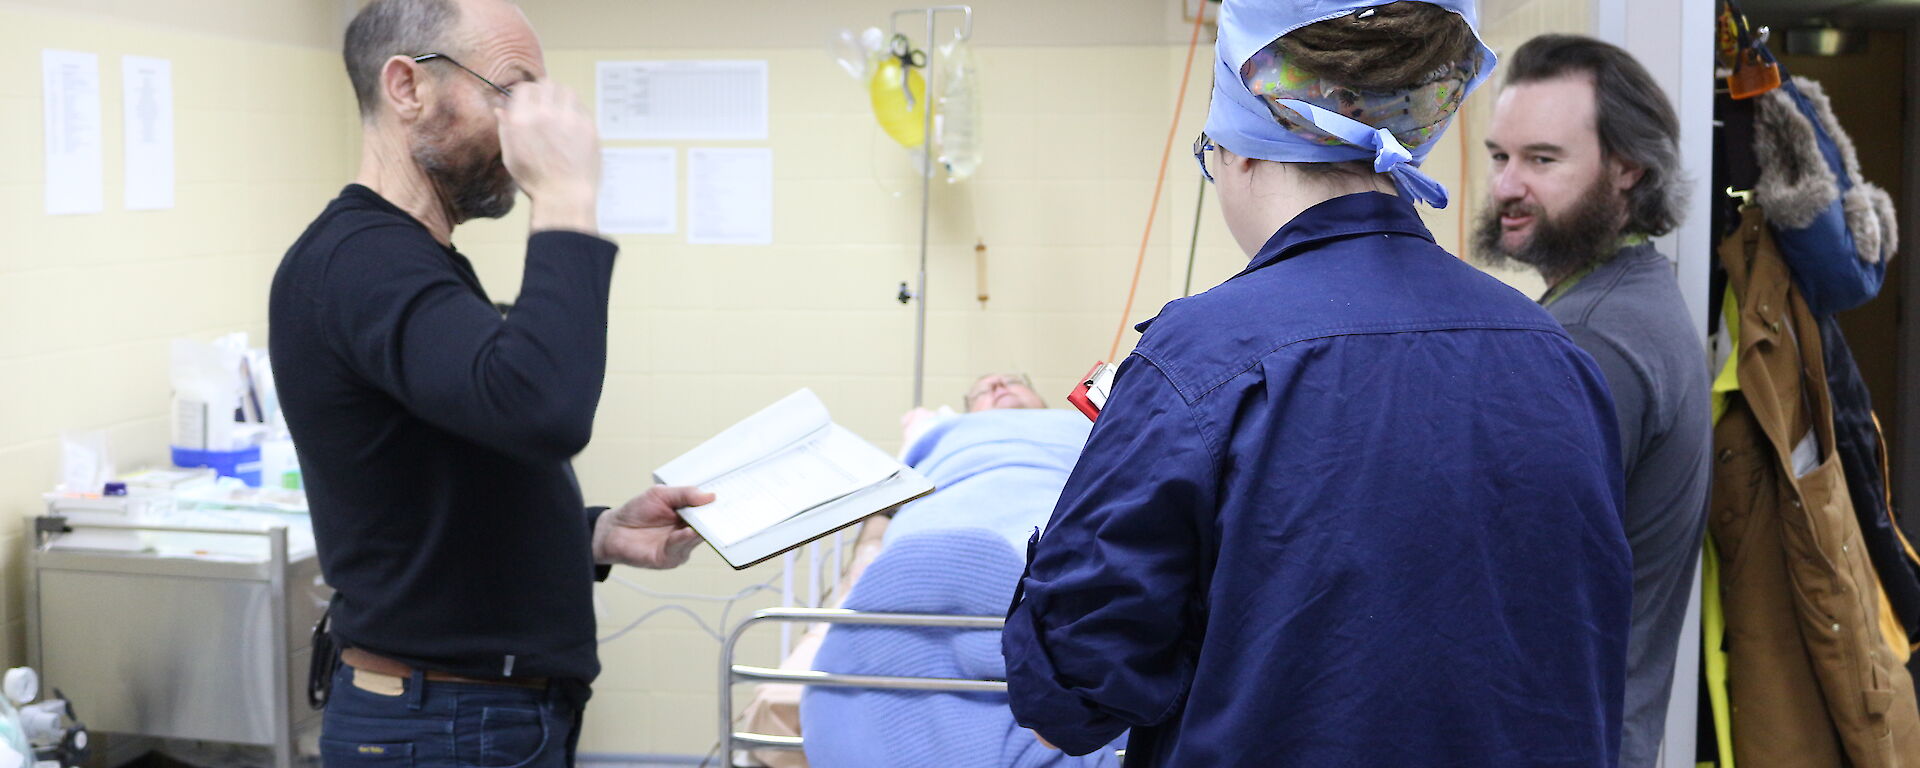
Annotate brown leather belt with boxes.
[341,648,549,691]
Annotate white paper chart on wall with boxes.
[688,147,773,245]
[597,147,676,234]
[41,49,103,216]
[596,60,768,140]
[122,55,174,211]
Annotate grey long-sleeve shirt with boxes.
[1545,243,1712,768]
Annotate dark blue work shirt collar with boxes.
[1136,191,1437,332]
[1239,191,1435,276]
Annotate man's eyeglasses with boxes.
[1193,132,1218,183]
[410,53,512,99]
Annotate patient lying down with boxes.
[734,374,1124,768]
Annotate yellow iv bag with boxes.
[870,55,930,148]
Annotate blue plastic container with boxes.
[171,445,263,487]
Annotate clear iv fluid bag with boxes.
[935,39,982,182]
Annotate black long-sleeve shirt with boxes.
[270,184,616,682]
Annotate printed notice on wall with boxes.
[42,49,103,215]
[688,148,772,245]
[598,147,676,234]
[123,55,175,211]
[597,60,768,140]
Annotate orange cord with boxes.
[1107,1,1212,362]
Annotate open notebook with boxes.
[655,389,934,569]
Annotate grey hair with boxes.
[961,372,1040,412]
[343,0,462,118]
[1506,34,1686,237]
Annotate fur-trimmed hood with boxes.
[1753,76,1897,265]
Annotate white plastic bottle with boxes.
[0,669,38,768]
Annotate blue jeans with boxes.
[320,663,587,768]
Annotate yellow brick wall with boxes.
[0,0,355,667]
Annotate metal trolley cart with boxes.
[26,518,329,768]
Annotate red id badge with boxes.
[1067,361,1116,422]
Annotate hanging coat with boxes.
[1711,205,1920,767]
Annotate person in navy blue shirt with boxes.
[1001,2,1633,766]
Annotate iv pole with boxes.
[891,5,973,408]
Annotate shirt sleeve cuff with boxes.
[530,229,619,260]
[1002,598,1130,755]
[586,506,613,582]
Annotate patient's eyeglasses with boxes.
[410,53,513,100]
[1193,132,1218,183]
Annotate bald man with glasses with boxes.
[270,2,711,765]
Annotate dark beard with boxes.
[1472,176,1624,281]
[411,106,517,223]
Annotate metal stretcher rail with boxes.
[720,607,1008,759]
